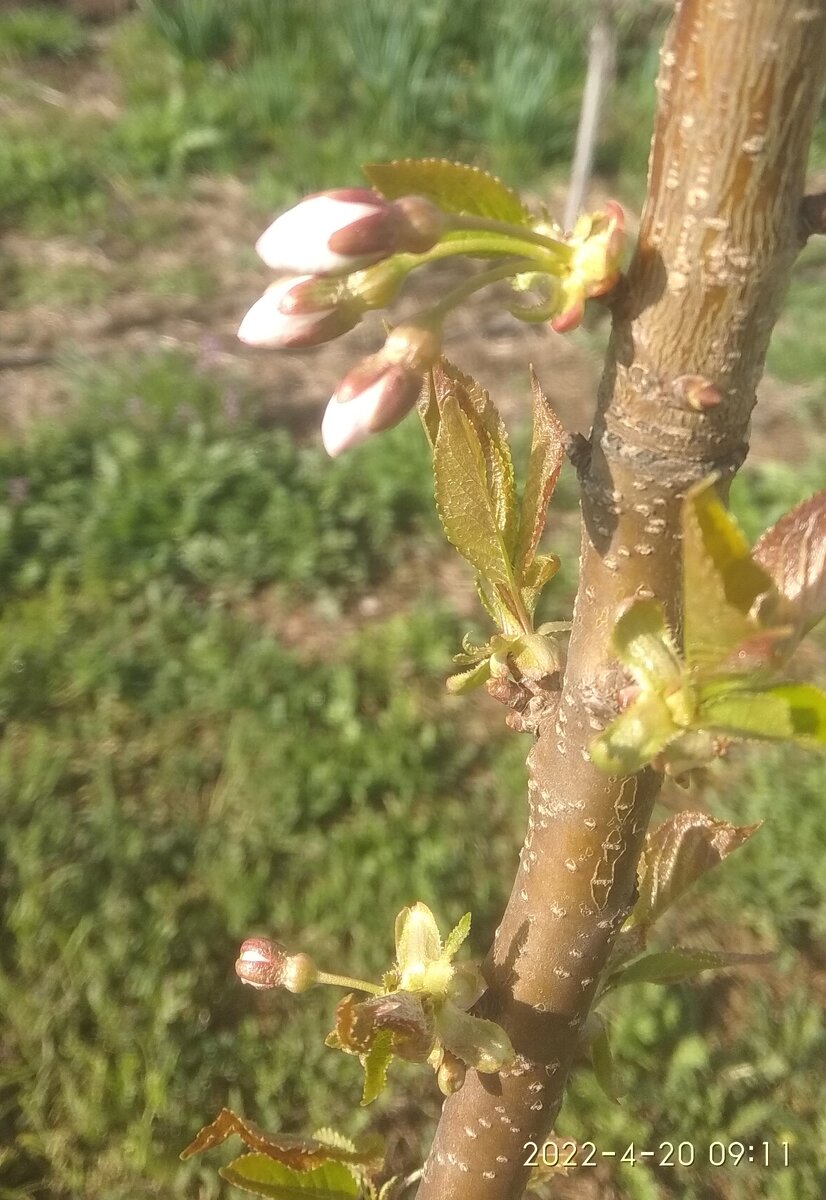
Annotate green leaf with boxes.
[514,369,566,578]
[363,158,529,225]
[605,947,769,990]
[590,1015,622,1103]
[611,599,683,691]
[698,681,826,744]
[751,488,826,641]
[433,394,521,615]
[520,553,561,618]
[436,1004,515,1073]
[589,691,681,775]
[442,912,471,961]
[431,358,517,555]
[633,811,760,927]
[446,659,491,694]
[682,477,776,670]
[220,1155,359,1199]
[361,1031,393,1106]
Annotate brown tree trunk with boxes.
[415,2,826,1197]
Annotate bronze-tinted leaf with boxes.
[633,811,760,926]
[605,947,771,991]
[334,991,434,1064]
[180,1109,379,1171]
[751,489,826,641]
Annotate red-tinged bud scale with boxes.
[256,189,444,278]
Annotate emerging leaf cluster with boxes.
[590,479,826,776]
[419,359,568,693]
[327,903,514,1105]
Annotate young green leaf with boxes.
[363,158,529,225]
[611,599,684,692]
[361,1031,393,1106]
[633,811,760,927]
[446,658,492,694]
[698,681,826,744]
[442,912,472,961]
[520,553,561,618]
[433,394,521,615]
[751,489,826,642]
[514,369,566,579]
[435,1005,515,1073]
[604,947,769,991]
[430,358,517,554]
[682,477,776,670]
[588,691,681,775]
[219,1154,359,1199]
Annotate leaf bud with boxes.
[238,276,361,348]
[436,1050,467,1096]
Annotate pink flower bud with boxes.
[235,938,318,993]
[237,276,360,348]
[255,189,444,277]
[235,938,290,989]
[321,321,442,457]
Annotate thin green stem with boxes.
[426,257,538,319]
[315,969,383,996]
[447,213,574,262]
[396,231,568,274]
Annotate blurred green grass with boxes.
[2,3,826,1199]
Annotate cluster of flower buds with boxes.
[238,173,625,456]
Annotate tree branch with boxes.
[415,2,826,1198]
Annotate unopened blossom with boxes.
[237,276,361,349]
[235,937,318,993]
[255,189,444,277]
[321,322,441,457]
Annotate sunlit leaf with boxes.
[605,947,769,991]
[633,811,760,926]
[433,395,520,614]
[611,599,683,691]
[361,1031,393,1106]
[514,369,566,578]
[436,1004,515,1073]
[446,659,492,693]
[395,902,442,976]
[520,552,561,618]
[589,691,680,775]
[219,1154,359,1199]
[442,912,471,961]
[698,681,826,744]
[431,358,517,555]
[751,489,826,641]
[180,1110,377,1171]
[363,158,529,224]
[682,477,776,670]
